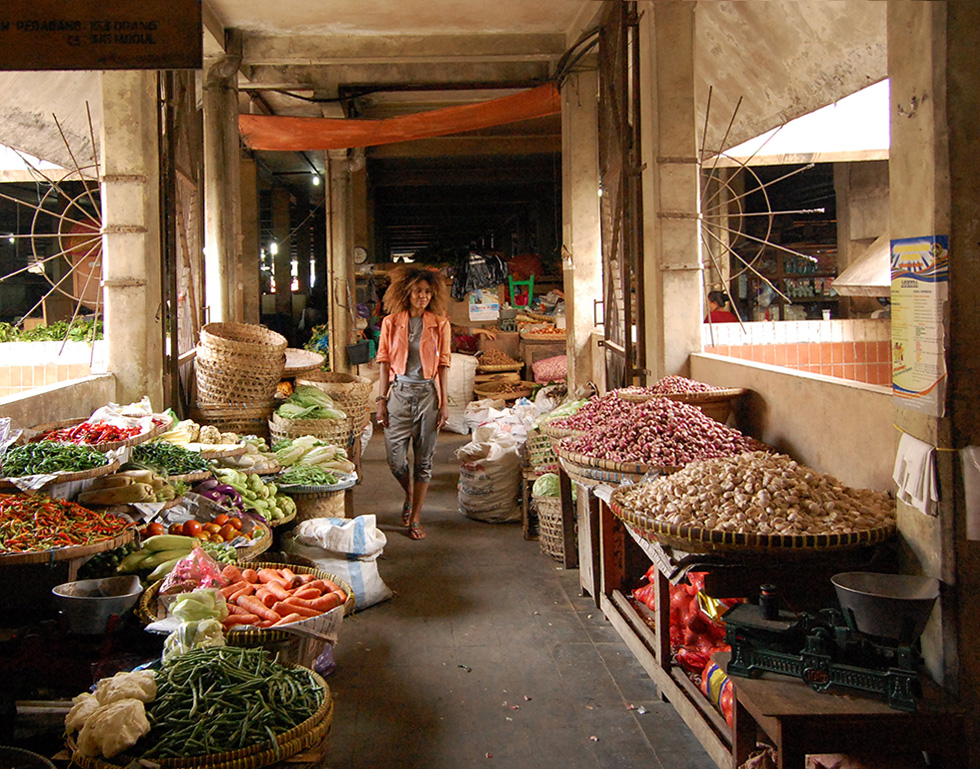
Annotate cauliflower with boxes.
[94,669,157,705]
[198,425,221,444]
[76,699,150,758]
[219,432,239,444]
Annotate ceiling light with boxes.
[311,174,321,186]
[269,242,279,255]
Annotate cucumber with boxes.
[148,556,185,582]
[140,534,198,552]
[141,548,192,569]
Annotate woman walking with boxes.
[374,266,452,540]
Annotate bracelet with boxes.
[375,395,388,403]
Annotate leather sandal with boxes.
[401,501,412,526]
[408,522,426,540]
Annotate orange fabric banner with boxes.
[238,82,561,151]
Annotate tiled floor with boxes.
[327,429,716,769]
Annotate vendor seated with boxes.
[451,324,496,354]
[705,291,738,323]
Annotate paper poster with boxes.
[468,289,500,321]
[890,235,948,416]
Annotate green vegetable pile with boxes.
[78,542,139,579]
[0,319,103,343]
[276,465,340,487]
[132,443,210,476]
[141,647,325,758]
[275,385,347,420]
[273,436,356,475]
[1,442,109,476]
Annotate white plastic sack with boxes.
[443,353,478,434]
[463,397,506,432]
[282,515,393,610]
[456,425,522,523]
[360,420,374,453]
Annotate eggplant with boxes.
[194,478,220,492]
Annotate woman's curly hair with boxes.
[382,266,449,316]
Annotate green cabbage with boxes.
[162,619,225,663]
[531,473,576,500]
[275,385,347,420]
[171,588,228,623]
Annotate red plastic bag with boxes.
[159,546,229,596]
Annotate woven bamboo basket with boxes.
[283,348,326,377]
[539,421,586,442]
[268,413,353,449]
[554,442,681,487]
[190,401,277,439]
[0,458,120,491]
[0,522,134,566]
[291,489,347,520]
[25,416,172,451]
[473,380,536,401]
[608,484,897,556]
[475,362,523,374]
[200,322,288,356]
[534,495,571,561]
[67,667,333,769]
[520,330,566,341]
[195,346,286,405]
[526,429,558,473]
[294,371,373,431]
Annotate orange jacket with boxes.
[375,311,452,383]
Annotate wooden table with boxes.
[721,655,965,769]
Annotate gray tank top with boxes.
[398,317,428,382]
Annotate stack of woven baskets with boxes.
[192,323,287,437]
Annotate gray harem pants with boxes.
[384,379,439,484]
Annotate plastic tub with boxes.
[51,575,142,635]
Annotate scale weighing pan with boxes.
[832,571,939,643]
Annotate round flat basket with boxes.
[26,416,172,451]
[138,562,355,627]
[0,457,120,491]
[538,421,586,441]
[476,362,523,373]
[555,444,680,486]
[234,519,273,560]
[520,331,566,341]
[615,389,659,404]
[284,347,326,376]
[0,523,134,566]
[473,380,536,401]
[665,388,746,425]
[67,667,333,769]
[277,472,358,496]
[167,469,213,483]
[265,507,297,528]
[268,413,352,449]
[607,485,897,556]
[0,746,56,769]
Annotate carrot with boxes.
[229,583,256,602]
[317,579,343,594]
[295,573,315,584]
[221,564,244,583]
[291,587,322,601]
[279,567,302,588]
[226,603,253,615]
[220,581,248,599]
[241,568,260,584]
[272,612,304,627]
[223,613,259,626]
[304,580,330,594]
[285,592,345,612]
[255,588,278,608]
[264,581,292,601]
[237,594,282,622]
[257,568,290,586]
[273,600,322,618]
[256,619,275,628]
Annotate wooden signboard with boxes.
[0,0,202,71]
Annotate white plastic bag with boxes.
[463,397,506,432]
[443,353,478,434]
[282,515,393,610]
[456,425,522,523]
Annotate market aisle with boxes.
[326,429,715,769]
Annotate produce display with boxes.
[477,348,521,367]
[275,385,347,420]
[65,669,156,758]
[476,380,532,395]
[218,563,347,630]
[191,478,246,513]
[76,469,179,506]
[211,436,280,473]
[164,514,249,548]
[116,534,236,581]
[520,324,565,336]
[546,391,631,433]
[276,466,342,487]
[620,375,723,396]
[156,419,238,446]
[140,647,325,758]
[1,442,110,477]
[614,451,896,537]
[211,468,295,523]
[131,442,210,476]
[273,436,355,475]
[559,396,764,466]
[37,421,144,445]
[0,494,132,553]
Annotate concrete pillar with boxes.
[203,54,243,322]
[240,157,260,324]
[100,70,164,407]
[326,150,353,373]
[637,1,702,380]
[888,1,980,752]
[560,69,602,394]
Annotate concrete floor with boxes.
[327,429,716,769]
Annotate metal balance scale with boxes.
[723,572,940,711]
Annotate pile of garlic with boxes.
[616,451,895,537]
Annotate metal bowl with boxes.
[831,571,939,642]
[51,575,142,635]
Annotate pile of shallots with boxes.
[615,451,895,537]
[558,396,763,466]
[619,376,722,397]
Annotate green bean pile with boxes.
[132,442,210,476]
[142,647,325,758]
[276,465,339,486]
[1,442,108,476]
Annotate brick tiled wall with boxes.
[0,342,105,399]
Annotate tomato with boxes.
[214,513,230,526]
[182,520,202,537]
[168,522,184,535]
[210,532,224,543]
[204,522,222,534]
[219,524,238,541]
[146,522,166,537]
[195,531,209,541]
[227,517,243,531]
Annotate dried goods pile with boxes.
[558,396,763,465]
[547,392,632,433]
[479,380,531,395]
[616,451,895,536]
[620,375,722,397]
[478,348,521,367]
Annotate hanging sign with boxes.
[0,0,202,71]
[890,235,948,416]
[468,290,500,322]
